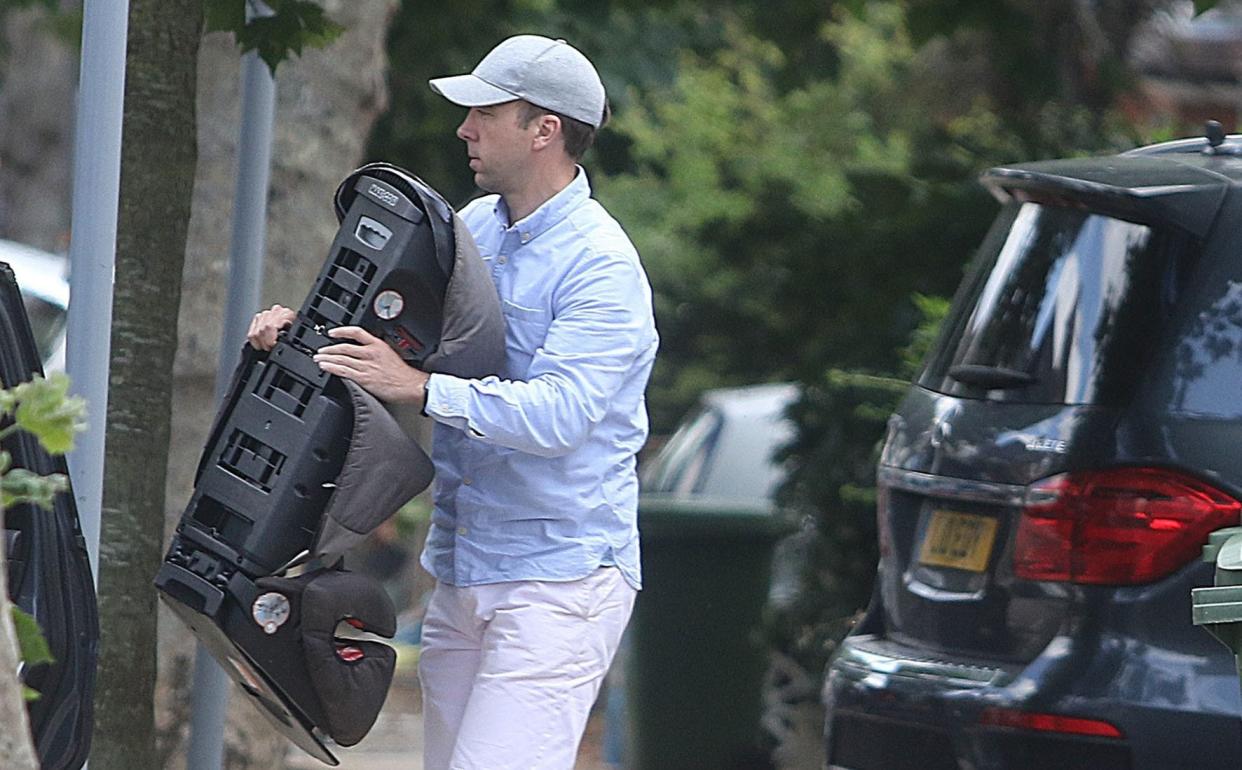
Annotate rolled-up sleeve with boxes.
[425,251,654,457]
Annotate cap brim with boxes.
[428,74,518,107]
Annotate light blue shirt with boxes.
[420,169,657,590]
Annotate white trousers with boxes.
[419,568,637,770]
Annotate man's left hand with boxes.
[314,326,429,406]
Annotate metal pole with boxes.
[185,16,277,769]
[65,0,130,583]
[215,56,276,397]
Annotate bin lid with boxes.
[637,494,795,541]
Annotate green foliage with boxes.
[10,607,52,701]
[595,3,979,429]
[899,294,950,375]
[0,462,67,511]
[892,0,1211,158]
[769,295,947,672]
[0,372,82,698]
[0,372,87,455]
[203,0,342,73]
[0,373,82,511]
[369,0,723,207]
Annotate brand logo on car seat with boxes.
[367,183,399,208]
[1025,438,1068,453]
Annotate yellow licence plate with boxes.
[918,510,998,572]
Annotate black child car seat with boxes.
[155,164,504,764]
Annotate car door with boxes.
[0,261,98,770]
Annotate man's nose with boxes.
[456,115,473,141]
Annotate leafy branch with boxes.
[0,372,85,510]
[0,372,86,453]
[204,0,343,73]
[0,372,86,699]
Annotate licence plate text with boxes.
[918,510,998,572]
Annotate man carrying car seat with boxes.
[250,34,658,770]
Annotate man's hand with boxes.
[314,326,430,406]
[247,304,297,351]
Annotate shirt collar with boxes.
[493,166,591,242]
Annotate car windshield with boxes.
[921,201,1188,405]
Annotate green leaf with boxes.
[11,606,53,669]
[225,0,343,74]
[11,372,87,455]
[1,468,67,510]
[11,607,51,699]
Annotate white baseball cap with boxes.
[429,35,607,128]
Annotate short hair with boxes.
[518,100,610,161]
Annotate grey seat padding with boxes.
[257,569,397,747]
[421,209,506,378]
[311,165,506,562]
[313,380,434,561]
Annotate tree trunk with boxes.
[155,3,399,767]
[0,504,39,770]
[92,2,204,770]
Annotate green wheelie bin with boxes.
[625,495,791,770]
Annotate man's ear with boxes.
[531,113,563,151]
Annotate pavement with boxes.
[283,666,613,770]
[284,663,425,770]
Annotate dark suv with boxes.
[823,132,1242,770]
[1,261,98,769]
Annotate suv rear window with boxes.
[920,201,1190,405]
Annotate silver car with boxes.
[0,238,68,371]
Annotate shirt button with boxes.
[520,232,531,243]
[463,477,472,486]
[457,526,468,536]
[498,255,507,265]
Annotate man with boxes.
[249,34,657,770]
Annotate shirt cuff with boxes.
[424,373,471,423]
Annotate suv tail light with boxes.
[978,707,1123,738]
[1013,467,1241,585]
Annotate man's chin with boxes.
[473,173,499,193]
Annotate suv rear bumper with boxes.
[824,633,1242,770]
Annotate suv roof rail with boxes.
[1126,120,1242,157]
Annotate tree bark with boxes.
[0,504,39,770]
[93,2,204,769]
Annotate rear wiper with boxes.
[948,364,1036,390]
